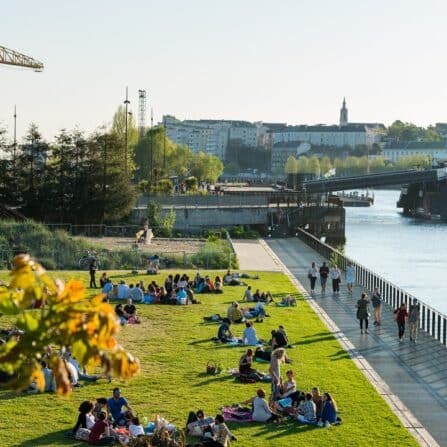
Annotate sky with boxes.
[1,0,447,141]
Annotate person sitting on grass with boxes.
[201,414,237,447]
[115,304,128,326]
[99,272,108,289]
[271,326,289,349]
[239,349,264,380]
[176,287,188,305]
[230,302,244,323]
[123,298,141,324]
[185,409,214,436]
[242,389,280,423]
[252,301,267,322]
[129,284,144,304]
[102,278,113,296]
[128,416,145,437]
[318,392,339,427]
[73,400,96,441]
[312,387,323,419]
[107,388,132,426]
[293,393,317,424]
[279,295,297,307]
[214,276,223,294]
[280,370,303,406]
[217,319,234,343]
[243,321,261,346]
[93,398,108,421]
[88,411,116,445]
[243,286,254,302]
[117,281,130,300]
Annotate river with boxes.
[344,189,447,315]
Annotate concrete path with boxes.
[266,237,447,446]
[232,240,282,272]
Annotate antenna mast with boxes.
[138,89,147,137]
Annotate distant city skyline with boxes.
[1,0,447,140]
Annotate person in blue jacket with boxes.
[319,392,338,427]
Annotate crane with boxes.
[0,45,43,71]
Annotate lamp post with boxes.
[124,87,130,174]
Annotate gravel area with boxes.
[81,237,205,254]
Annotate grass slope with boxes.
[0,270,417,447]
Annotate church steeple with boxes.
[339,97,348,127]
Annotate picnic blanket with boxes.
[221,406,254,423]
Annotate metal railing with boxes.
[296,227,447,346]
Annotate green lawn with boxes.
[0,270,417,447]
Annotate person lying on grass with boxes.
[279,295,297,306]
[253,289,274,304]
[242,388,281,423]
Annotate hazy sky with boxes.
[1,0,447,140]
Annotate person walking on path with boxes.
[330,265,341,294]
[371,287,382,326]
[409,299,420,344]
[89,258,98,289]
[346,263,355,293]
[319,262,329,294]
[308,262,318,295]
[394,302,409,342]
[356,292,370,334]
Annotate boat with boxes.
[328,191,374,207]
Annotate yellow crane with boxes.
[0,45,43,71]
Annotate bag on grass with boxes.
[206,360,218,375]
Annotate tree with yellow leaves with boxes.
[0,255,139,395]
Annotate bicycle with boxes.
[78,251,101,270]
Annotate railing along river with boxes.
[296,228,447,346]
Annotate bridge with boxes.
[301,168,447,194]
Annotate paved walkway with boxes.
[232,240,282,272]
[266,237,447,446]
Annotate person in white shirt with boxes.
[128,416,145,437]
[243,321,259,346]
[330,265,341,294]
[243,286,254,302]
[243,389,280,422]
[308,262,318,295]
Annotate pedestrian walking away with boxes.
[394,302,408,342]
[346,263,355,293]
[356,292,370,334]
[330,265,341,294]
[308,262,318,295]
[371,287,382,326]
[89,258,98,289]
[319,262,329,294]
[408,299,420,344]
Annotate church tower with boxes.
[339,97,348,127]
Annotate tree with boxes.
[308,156,321,176]
[296,156,310,173]
[284,156,298,174]
[190,151,224,183]
[0,255,139,395]
[224,161,240,175]
[387,120,420,141]
[320,156,332,176]
[111,105,139,174]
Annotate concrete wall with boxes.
[136,194,268,208]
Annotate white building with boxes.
[269,99,384,149]
[382,141,447,164]
[162,116,269,160]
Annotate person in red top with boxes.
[394,302,409,342]
[88,411,115,445]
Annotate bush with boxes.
[191,239,238,269]
[229,225,260,239]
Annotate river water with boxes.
[344,189,447,315]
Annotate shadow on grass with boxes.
[12,429,84,447]
[189,338,213,345]
[294,334,334,346]
[252,419,318,439]
[193,373,234,387]
[329,349,351,361]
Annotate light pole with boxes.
[124,86,130,174]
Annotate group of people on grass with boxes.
[72,388,148,445]
[101,272,226,307]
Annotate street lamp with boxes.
[124,86,130,174]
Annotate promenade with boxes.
[263,237,447,446]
